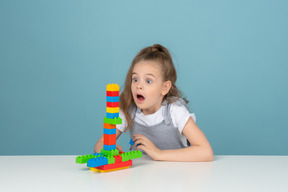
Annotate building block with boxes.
[103,144,116,151]
[120,151,142,161]
[103,128,116,135]
[103,123,116,129]
[114,155,122,163]
[106,96,119,102]
[106,84,119,91]
[101,149,119,156]
[76,153,104,164]
[90,166,129,173]
[103,117,122,125]
[107,102,119,108]
[106,113,119,119]
[87,156,108,167]
[103,134,116,145]
[106,107,119,113]
[129,138,141,147]
[96,160,132,170]
[106,91,119,97]
[106,155,115,164]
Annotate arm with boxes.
[134,117,213,162]
[94,128,123,153]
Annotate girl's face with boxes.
[131,60,171,115]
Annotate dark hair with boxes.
[120,44,188,131]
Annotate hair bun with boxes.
[151,44,164,52]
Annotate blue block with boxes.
[92,153,103,156]
[106,96,119,102]
[106,112,119,119]
[87,157,108,167]
[103,144,116,151]
[129,138,140,147]
[103,128,116,135]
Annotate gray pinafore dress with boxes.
[129,98,189,151]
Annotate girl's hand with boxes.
[133,134,162,160]
[116,144,124,152]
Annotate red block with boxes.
[103,134,116,145]
[106,91,119,97]
[107,102,119,107]
[114,155,122,163]
[96,160,132,170]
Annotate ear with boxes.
[161,81,172,96]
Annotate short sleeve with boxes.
[170,102,192,134]
[116,109,126,132]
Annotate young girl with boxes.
[94,44,213,162]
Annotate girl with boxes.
[94,44,213,162]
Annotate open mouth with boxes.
[136,94,145,102]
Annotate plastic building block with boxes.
[129,138,141,147]
[107,102,119,107]
[103,144,116,151]
[96,160,132,170]
[106,107,119,113]
[106,84,119,91]
[114,155,122,163]
[103,117,122,125]
[103,128,116,135]
[76,154,102,164]
[103,123,116,129]
[106,91,119,97]
[87,156,108,167]
[90,166,129,173]
[120,151,142,160]
[106,96,119,102]
[106,113,119,119]
[103,134,116,145]
[106,155,115,164]
[101,148,119,156]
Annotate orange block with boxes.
[103,134,116,145]
[103,123,116,129]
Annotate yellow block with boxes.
[106,84,119,91]
[106,107,119,113]
[90,166,130,173]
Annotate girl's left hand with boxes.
[133,134,162,160]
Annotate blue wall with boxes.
[1,0,287,155]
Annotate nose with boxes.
[136,83,143,90]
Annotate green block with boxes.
[76,154,98,164]
[101,148,119,156]
[103,117,122,125]
[106,155,115,164]
[120,152,130,162]
[128,150,142,159]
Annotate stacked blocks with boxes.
[103,84,121,151]
[75,83,142,173]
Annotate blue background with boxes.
[1,0,287,155]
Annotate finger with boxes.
[116,145,124,152]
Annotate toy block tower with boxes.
[76,84,142,173]
[103,84,121,152]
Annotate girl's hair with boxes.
[120,44,188,131]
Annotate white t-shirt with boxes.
[116,103,196,135]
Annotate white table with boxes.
[0,155,287,192]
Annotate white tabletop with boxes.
[0,155,287,192]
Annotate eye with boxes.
[146,79,152,84]
[132,77,138,82]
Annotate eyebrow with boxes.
[132,72,156,78]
